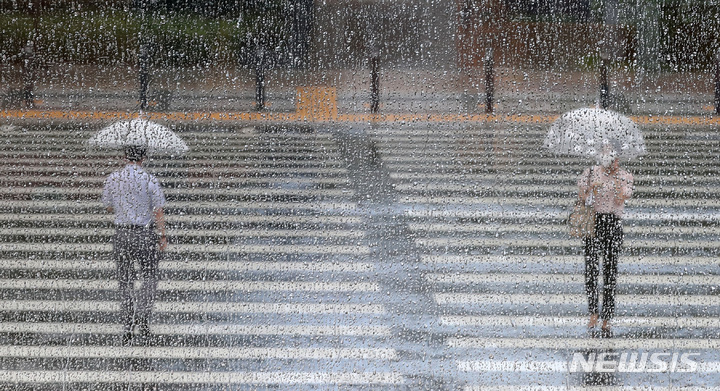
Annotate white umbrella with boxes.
[87,119,189,155]
[544,108,645,161]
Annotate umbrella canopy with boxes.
[543,108,645,161]
[87,119,189,155]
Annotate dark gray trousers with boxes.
[113,226,160,331]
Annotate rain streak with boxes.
[1,0,720,390]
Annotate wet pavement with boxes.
[1,120,720,390]
[2,65,718,116]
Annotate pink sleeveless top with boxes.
[577,165,634,217]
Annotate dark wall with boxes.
[234,0,313,68]
[505,0,590,21]
[311,0,456,69]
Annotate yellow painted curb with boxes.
[2,109,720,126]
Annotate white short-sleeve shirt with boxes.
[102,164,166,226]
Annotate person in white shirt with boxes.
[577,147,633,337]
[102,145,167,345]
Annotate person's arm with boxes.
[148,175,167,250]
[577,168,592,201]
[102,177,114,214]
[154,207,167,251]
[617,173,633,202]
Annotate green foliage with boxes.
[0,12,33,62]
[577,50,636,72]
[578,52,601,71]
[146,14,240,66]
[233,0,290,67]
[0,8,248,66]
[609,0,720,70]
[658,0,720,71]
[535,0,720,70]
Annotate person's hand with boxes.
[159,236,168,251]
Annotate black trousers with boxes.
[584,213,623,320]
[113,226,160,332]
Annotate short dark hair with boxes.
[125,145,147,162]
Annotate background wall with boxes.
[310,0,457,70]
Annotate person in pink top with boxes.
[577,147,634,337]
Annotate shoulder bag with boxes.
[568,168,596,239]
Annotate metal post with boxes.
[139,42,150,110]
[138,0,150,111]
[370,54,379,114]
[715,51,720,115]
[254,44,266,111]
[21,42,35,108]
[255,65,265,111]
[23,0,41,109]
[600,56,609,110]
[484,48,494,114]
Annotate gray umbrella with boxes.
[543,108,645,161]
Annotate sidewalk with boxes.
[1,64,718,121]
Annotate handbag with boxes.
[568,168,596,239]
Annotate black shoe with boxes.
[122,332,133,346]
[139,324,152,346]
[601,327,613,339]
[587,328,600,339]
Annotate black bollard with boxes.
[21,42,35,109]
[370,55,379,114]
[139,42,150,110]
[715,51,720,115]
[600,56,609,110]
[137,0,151,111]
[254,44,267,112]
[255,65,265,111]
[484,48,494,114]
